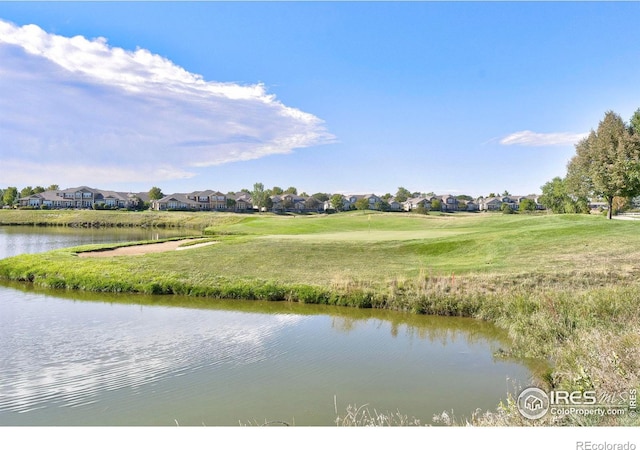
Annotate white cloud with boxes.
[499,130,587,147]
[0,19,334,186]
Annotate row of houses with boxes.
[18,187,148,209]
[401,194,545,212]
[17,186,545,213]
[477,195,545,211]
[152,191,253,212]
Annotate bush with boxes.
[501,203,515,214]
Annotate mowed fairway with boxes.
[191,211,640,282]
[2,211,640,292]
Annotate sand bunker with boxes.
[78,239,217,257]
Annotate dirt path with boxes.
[78,239,217,257]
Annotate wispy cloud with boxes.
[0,19,334,186]
[499,130,587,147]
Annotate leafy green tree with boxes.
[519,198,537,212]
[271,186,283,195]
[312,193,330,202]
[630,108,640,135]
[33,186,45,194]
[46,184,60,191]
[576,198,590,214]
[20,186,34,198]
[431,199,442,211]
[3,187,18,206]
[251,183,268,211]
[226,198,236,209]
[284,187,298,195]
[354,198,370,210]
[566,111,640,219]
[375,200,390,212]
[330,194,345,212]
[501,202,515,214]
[0,189,4,206]
[148,186,164,200]
[395,187,411,203]
[540,177,572,213]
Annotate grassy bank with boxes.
[0,209,248,229]
[0,211,638,425]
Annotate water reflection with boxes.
[0,225,190,259]
[4,279,512,347]
[0,281,545,425]
[1,287,304,415]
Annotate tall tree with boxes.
[2,187,18,206]
[540,177,571,213]
[630,108,640,135]
[46,184,60,191]
[284,186,298,195]
[251,182,267,211]
[20,186,34,198]
[519,198,537,212]
[312,193,330,202]
[394,187,411,203]
[540,177,589,214]
[330,194,345,212]
[148,186,164,200]
[354,198,370,210]
[566,111,640,219]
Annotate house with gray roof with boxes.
[19,187,144,209]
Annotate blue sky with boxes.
[1,2,639,198]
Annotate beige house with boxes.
[19,186,145,209]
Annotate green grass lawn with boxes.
[3,210,639,288]
[199,211,640,279]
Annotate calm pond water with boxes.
[0,226,537,426]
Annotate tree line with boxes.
[539,108,640,219]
